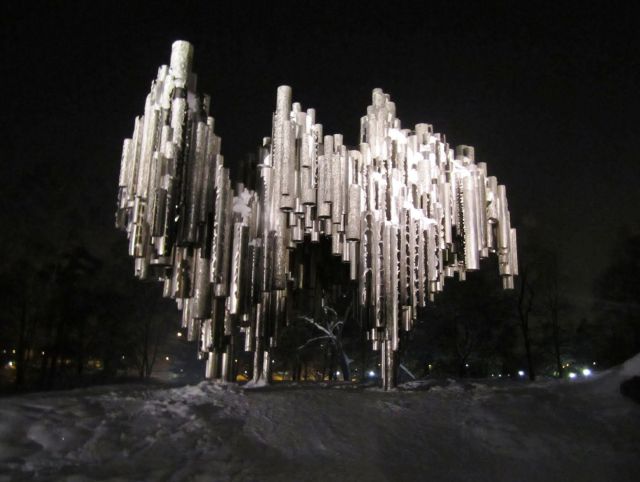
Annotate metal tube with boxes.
[114,47,519,392]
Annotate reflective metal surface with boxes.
[116,41,518,388]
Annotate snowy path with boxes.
[0,359,638,481]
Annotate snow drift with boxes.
[0,357,638,481]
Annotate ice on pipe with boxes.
[115,40,518,389]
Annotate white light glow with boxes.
[518,370,525,377]
[568,372,577,379]
[582,368,592,377]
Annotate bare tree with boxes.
[135,315,162,379]
[297,304,352,381]
[131,286,172,379]
[454,317,476,378]
[517,266,536,381]
[543,253,563,378]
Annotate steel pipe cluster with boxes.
[116,41,517,388]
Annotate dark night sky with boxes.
[2,1,639,307]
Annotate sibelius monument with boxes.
[115,41,518,389]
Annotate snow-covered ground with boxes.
[1,356,638,482]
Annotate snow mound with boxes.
[583,352,640,396]
[0,376,638,481]
[243,378,269,389]
[618,352,640,378]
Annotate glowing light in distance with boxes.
[568,372,577,379]
[582,368,592,377]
